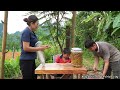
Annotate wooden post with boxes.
[0,11,8,79]
[71,11,76,48]
[71,11,77,79]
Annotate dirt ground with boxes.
[0,52,20,60]
[35,71,103,79]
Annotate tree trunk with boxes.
[49,28,58,53]
[56,11,63,52]
[0,11,8,79]
[66,25,71,49]
[71,11,76,48]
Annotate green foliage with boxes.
[75,11,99,49]
[113,13,120,28]
[44,45,61,63]
[35,59,40,67]
[28,11,72,52]
[111,27,120,36]
[0,22,21,52]
[0,23,3,51]
[81,13,101,23]
[74,11,120,70]
[6,31,21,52]
[0,38,2,52]
[35,25,62,63]
[82,51,104,70]
[75,11,120,50]
[0,23,3,37]
[2,11,120,79]
[103,14,112,32]
[4,56,21,79]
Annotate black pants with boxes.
[20,60,37,79]
[103,60,120,79]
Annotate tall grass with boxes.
[4,56,21,79]
[82,50,104,70]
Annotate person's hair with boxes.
[23,15,38,26]
[63,48,71,54]
[84,39,96,48]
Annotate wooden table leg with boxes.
[46,74,51,79]
[39,74,46,79]
[76,74,78,79]
[39,74,43,79]
[43,74,46,79]
[78,74,82,79]
[73,74,78,79]
[73,74,83,79]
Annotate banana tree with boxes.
[78,11,120,50]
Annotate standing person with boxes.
[20,15,50,79]
[84,39,120,79]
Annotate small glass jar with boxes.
[70,48,83,68]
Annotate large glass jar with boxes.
[70,48,83,68]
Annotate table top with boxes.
[35,63,87,74]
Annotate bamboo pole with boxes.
[0,11,8,79]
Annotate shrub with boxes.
[4,56,21,79]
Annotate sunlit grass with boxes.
[82,51,104,70]
[4,56,21,79]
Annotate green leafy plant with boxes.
[4,56,21,79]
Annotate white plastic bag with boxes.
[35,41,45,67]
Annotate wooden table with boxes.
[35,63,87,79]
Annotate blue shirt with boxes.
[20,27,38,60]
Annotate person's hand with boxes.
[41,45,51,50]
[102,73,105,77]
[38,47,46,51]
[38,45,51,51]
[43,45,51,49]
[93,65,97,72]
